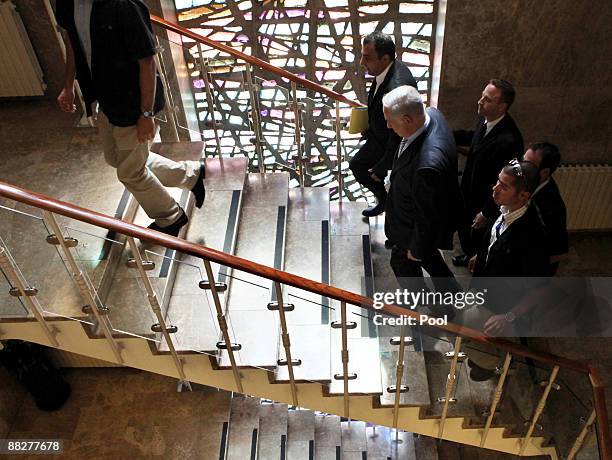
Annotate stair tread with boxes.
[274,324,331,382]
[257,402,287,460]
[366,425,392,457]
[329,336,383,395]
[315,414,341,447]
[287,410,315,460]
[390,431,416,460]
[379,349,430,407]
[341,420,367,452]
[329,202,369,236]
[227,396,260,460]
[288,187,330,222]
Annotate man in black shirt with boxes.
[55,0,205,237]
[523,142,569,275]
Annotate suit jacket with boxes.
[384,108,462,259]
[365,60,417,178]
[456,114,524,219]
[474,204,549,278]
[531,178,569,258]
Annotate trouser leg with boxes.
[421,248,461,294]
[147,151,200,190]
[98,112,181,227]
[349,142,387,198]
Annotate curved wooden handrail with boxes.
[149,14,363,108]
[0,179,609,453]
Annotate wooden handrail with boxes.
[149,14,363,108]
[0,179,610,453]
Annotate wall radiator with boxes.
[0,1,45,97]
[555,164,612,231]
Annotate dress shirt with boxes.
[487,203,528,259]
[74,0,94,71]
[373,62,393,96]
[484,113,505,137]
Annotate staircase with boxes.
[0,140,604,459]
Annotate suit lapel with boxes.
[472,116,508,154]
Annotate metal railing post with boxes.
[438,336,462,438]
[480,352,512,447]
[392,324,407,429]
[126,237,186,382]
[520,365,560,455]
[567,409,597,460]
[291,81,304,188]
[43,212,123,364]
[335,100,343,202]
[244,64,265,173]
[0,246,58,347]
[273,281,299,406]
[197,44,221,156]
[333,301,354,418]
[154,37,180,142]
[202,259,243,393]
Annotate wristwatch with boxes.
[504,311,516,323]
[141,110,155,118]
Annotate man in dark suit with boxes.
[523,142,569,275]
[350,32,417,218]
[382,85,461,301]
[452,79,524,266]
[464,160,549,380]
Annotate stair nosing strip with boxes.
[219,189,242,283]
[271,205,287,302]
[361,234,376,338]
[321,219,330,324]
[218,421,229,460]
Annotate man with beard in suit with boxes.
[452,79,524,267]
[350,32,417,218]
[382,85,461,314]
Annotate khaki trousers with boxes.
[98,112,200,227]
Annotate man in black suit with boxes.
[523,142,569,275]
[464,160,549,380]
[382,85,461,301]
[350,32,417,218]
[453,79,524,266]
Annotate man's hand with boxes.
[406,250,421,262]
[57,87,76,113]
[471,212,488,230]
[136,116,155,143]
[468,255,477,273]
[484,314,509,336]
[368,168,382,182]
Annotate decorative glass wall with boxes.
[174,0,437,199]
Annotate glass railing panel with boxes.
[0,205,85,321]
[0,262,28,318]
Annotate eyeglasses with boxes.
[508,158,526,187]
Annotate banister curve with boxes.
[0,178,610,453]
[149,14,363,108]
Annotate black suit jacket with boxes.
[384,108,462,259]
[365,60,417,178]
[456,114,524,219]
[474,204,549,277]
[531,178,569,258]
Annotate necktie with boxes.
[495,216,505,238]
[368,80,377,106]
[397,137,409,159]
[473,121,487,147]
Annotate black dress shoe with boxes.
[148,208,188,237]
[362,202,385,218]
[452,254,469,267]
[191,161,206,209]
[467,359,496,382]
[384,239,393,249]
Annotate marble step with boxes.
[218,173,289,369]
[314,414,341,460]
[287,409,315,460]
[226,395,261,460]
[327,202,382,396]
[158,156,248,354]
[275,187,331,384]
[341,420,366,459]
[390,430,417,460]
[257,402,288,460]
[414,436,440,460]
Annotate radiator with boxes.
[555,165,612,231]
[0,1,45,97]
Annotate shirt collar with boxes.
[499,203,528,227]
[531,178,550,197]
[375,61,394,89]
[484,113,505,135]
[399,112,430,155]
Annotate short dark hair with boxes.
[489,79,516,109]
[529,141,561,175]
[503,160,539,195]
[363,31,396,60]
